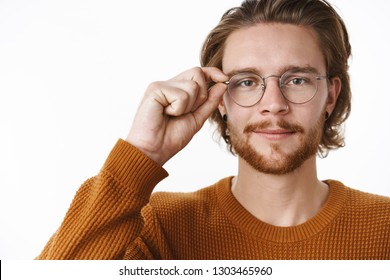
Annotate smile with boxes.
[252,129,296,140]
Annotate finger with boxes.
[172,66,228,84]
[187,67,228,112]
[172,80,201,114]
[167,67,228,114]
[201,67,229,84]
[172,67,210,111]
[189,68,208,111]
[162,86,194,117]
[148,82,193,117]
[192,82,227,130]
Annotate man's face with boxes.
[220,23,339,174]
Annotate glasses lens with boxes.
[227,73,264,107]
[280,71,319,104]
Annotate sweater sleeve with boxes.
[36,139,168,259]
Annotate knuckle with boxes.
[188,80,200,93]
[190,67,205,81]
[191,66,203,75]
[180,91,190,103]
[200,91,208,101]
[146,81,162,93]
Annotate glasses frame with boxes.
[224,70,329,107]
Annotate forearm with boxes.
[36,139,168,259]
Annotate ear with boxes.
[218,96,227,118]
[326,76,341,115]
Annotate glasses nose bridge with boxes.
[261,74,283,91]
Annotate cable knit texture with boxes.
[37,139,390,260]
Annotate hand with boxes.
[126,67,228,166]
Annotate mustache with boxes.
[243,119,305,134]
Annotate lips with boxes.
[243,120,304,136]
[254,129,294,134]
[252,128,296,141]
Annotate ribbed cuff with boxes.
[101,139,169,200]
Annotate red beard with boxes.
[229,112,324,175]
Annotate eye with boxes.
[294,78,306,85]
[239,79,256,87]
[230,74,261,89]
[287,77,307,86]
[282,72,315,88]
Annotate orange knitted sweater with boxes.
[37,139,390,260]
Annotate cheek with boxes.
[297,103,327,130]
[317,84,331,107]
[224,100,253,128]
[304,87,328,118]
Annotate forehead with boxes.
[222,23,326,75]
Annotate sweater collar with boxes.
[216,177,349,242]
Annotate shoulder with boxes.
[327,180,390,220]
[147,177,231,217]
[346,183,390,207]
[349,186,390,219]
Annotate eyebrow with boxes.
[225,65,321,78]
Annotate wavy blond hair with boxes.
[201,0,351,157]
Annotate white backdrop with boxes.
[0,0,389,259]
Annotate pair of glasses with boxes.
[224,69,328,107]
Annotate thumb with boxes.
[192,82,226,130]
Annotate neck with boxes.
[232,156,329,227]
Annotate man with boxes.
[37,0,390,259]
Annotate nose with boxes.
[257,76,289,115]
